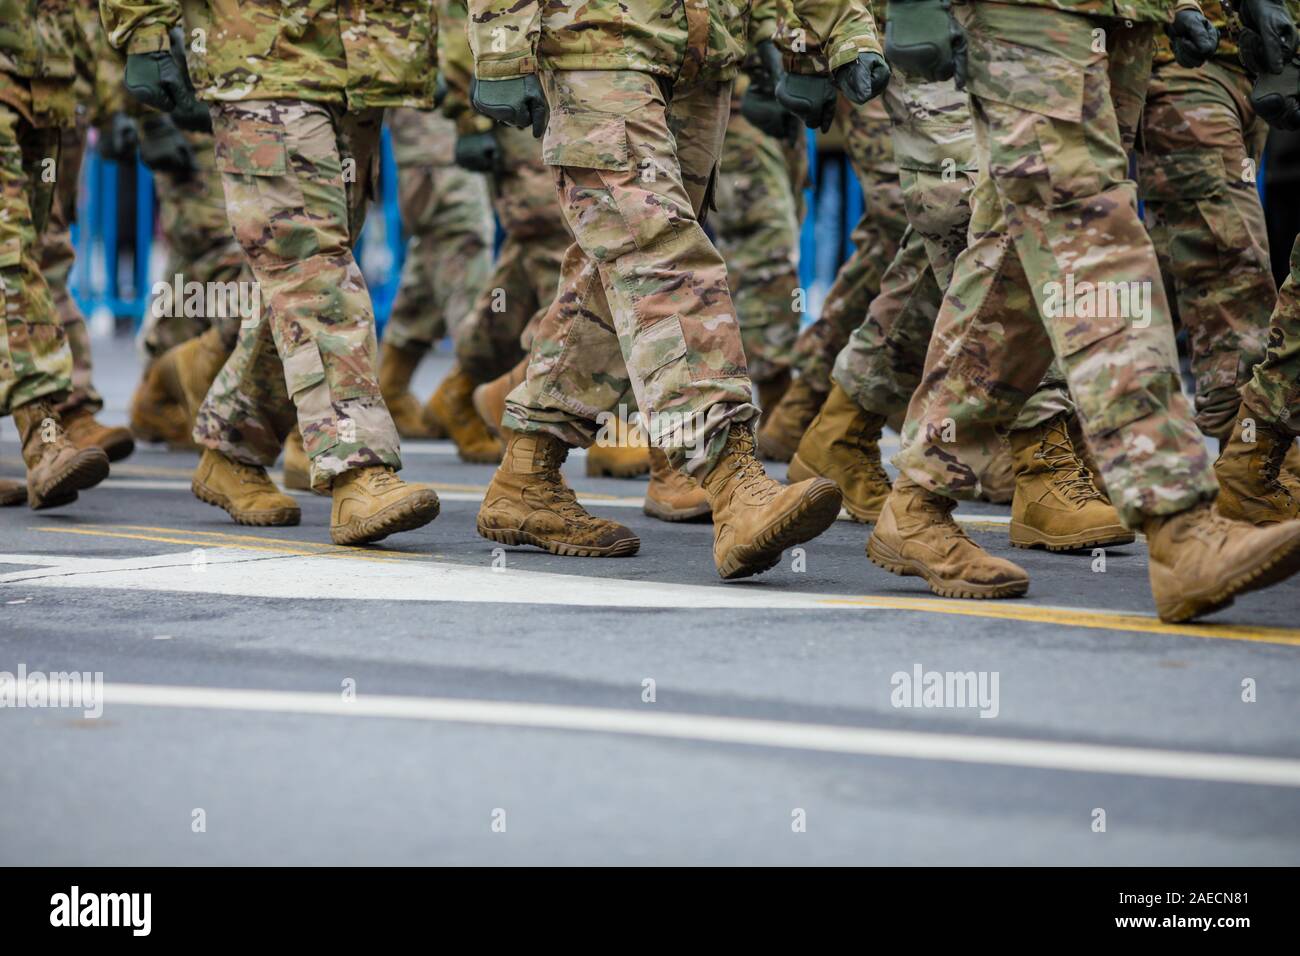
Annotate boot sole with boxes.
[718,479,842,580]
[643,497,712,523]
[30,448,110,511]
[788,452,884,523]
[476,521,640,557]
[866,535,1029,600]
[1009,520,1136,552]
[1152,527,1300,623]
[756,430,797,463]
[192,479,302,527]
[587,457,650,479]
[98,431,136,463]
[331,490,441,546]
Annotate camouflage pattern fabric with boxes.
[1240,234,1300,435]
[194,101,399,490]
[893,2,1216,528]
[382,107,494,356]
[714,90,803,387]
[502,70,757,476]
[1152,0,1239,69]
[1138,59,1274,439]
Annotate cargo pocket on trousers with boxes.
[628,314,691,413]
[213,119,313,257]
[1138,149,1249,255]
[283,343,338,457]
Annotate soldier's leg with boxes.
[1138,60,1274,440]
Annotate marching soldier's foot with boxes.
[471,356,528,438]
[1008,412,1134,551]
[975,441,1015,505]
[14,400,110,510]
[130,363,195,448]
[281,427,325,495]
[329,466,440,546]
[756,378,827,462]
[787,383,890,523]
[62,407,135,463]
[158,326,229,419]
[1215,417,1299,523]
[757,368,792,413]
[867,474,1029,599]
[702,425,841,579]
[379,341,441,439]
[587,415,650,478]
[1144,501,1300,623]
[644,447,710,522]
[425,365,503,464]
[477,430,640,557]
[192,448,300,526]
[1283,441,1300,498]
[0,478,28,507]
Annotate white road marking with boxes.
[84,681,1300,788]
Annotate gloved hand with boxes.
[471,75,548,138]
[137,113,197,178]
[167,27,211,132]
[1239,0,1300,75]
[454,130,502,174]
[98,112,138,163]
[741,39,802,140]
[885,0,968,88]
[124,50,190,113]
[1164,9,1220,69]
[1251,60,1300,129]
[776,73,837,132]
[434,73,449,109]
[833,51,891,103]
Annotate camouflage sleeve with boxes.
[466,0,541,78]
[780,0,883,75]
[751,0,780,47]
[98,0,179,55]
[440,0,493,132]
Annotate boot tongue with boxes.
[1042,419,1103,502]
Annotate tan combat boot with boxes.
[1007,413,1134,551]
[757,368,792,413]
[330,466,440,545]
[158,326,229,419]
[644,447,710,522]
[281,427,322,494]
[192,448,301,526]
[61,407,135,463]
[1283,441,1300,498]
[1144,501,1300,622]
[701,425,842,579]
[756,378,827,462]
[867,474,1029,599]
[788,383,890,522]
[379,341,441,439]
[976,440,1015,505]
[13,400,110,510]
[472,356,528,438]
[477,429,640,556]
[1214,417,1298,524]
[0,478,27,507]
[425,365,503,463]
[587,415,650,478]
[130,361,194,448]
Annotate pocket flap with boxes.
[1138,150,1221,202]
[628,314,688,376]
[283,342,327,398]
[966,34,1086,124]
[543,111,630,171]
[215,122,290,176]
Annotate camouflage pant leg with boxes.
[1240,234,1300,433]
[0,100,71,416]
[196,101,397,489]
[384,108,493,354]
[42,120,102,415]
[504,71,756,474]
[792,95,905,391]
[1138,60,1274,438]
[714,101,800,385]
[141,130,247,357]
[897,5,1213,525]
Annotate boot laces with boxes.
[846,422,889,486]
[726,430,777,502]
[1041,419,1103,502]
[362,468,403,493]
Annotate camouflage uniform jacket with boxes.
[467,0,881,82]
[0,0,78,126]
[100,0,439,110]
[969,0,1201,21]
[439,0,493,134]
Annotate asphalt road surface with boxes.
[2,336,1299,865]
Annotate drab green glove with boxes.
[471,75,548,139]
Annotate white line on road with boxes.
[94,681,1300,788]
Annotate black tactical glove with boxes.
[98,112,139,163]
[124,49,190,113]
[1164,9,1220,68]
[454,130,502,174]
[1251,60,1300,129]
[471,75,548,138]
[776,73,837,132]
[833,51,892,103]
[741,40,802,140]
[885,0,968,88]
[1239,0,1300,75]
[167,27,211,132]
[137,113,197,178]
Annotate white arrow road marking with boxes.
[73,681,1300,789]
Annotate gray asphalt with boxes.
[1,335,1298,865]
